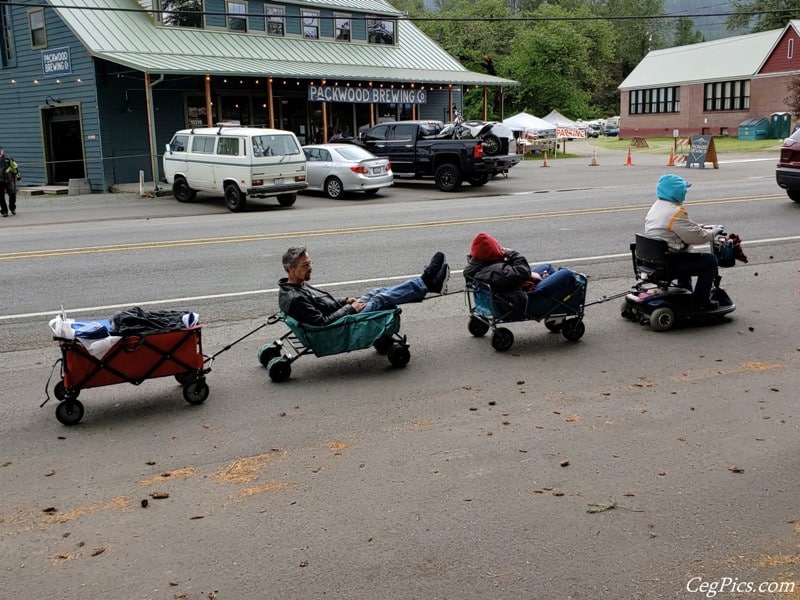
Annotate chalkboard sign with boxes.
[685,135,719,169]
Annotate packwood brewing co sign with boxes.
[41,46,72,78]
[308,85,427,104]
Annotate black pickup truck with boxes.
[356,120,521,192]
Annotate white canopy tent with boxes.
[501,112,556,138]
[542,110,587,139]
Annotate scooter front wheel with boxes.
[650,307,675,332]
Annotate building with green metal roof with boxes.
[618,22,799,139]
[0,0,516,191]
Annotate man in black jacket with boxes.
[0,147,17,217]
[278,246,449,326]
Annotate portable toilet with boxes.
[769,112,792,139]
[738,117,769,140]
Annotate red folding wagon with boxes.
[47,312,210,425]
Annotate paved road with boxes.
[2,149,799,599]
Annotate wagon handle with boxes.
[584,290,631,308]
[40,358,62,408]
[206,322,269,361]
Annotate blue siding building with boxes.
[0,0,515,192]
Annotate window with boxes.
[628,87,680,115]
[253,134,300,157]
[393,124,417,141]
[334,15,350,42]
[367,16,395,45]
[191,136,216,153]
[364,124,389,142]
[170,135,189,152]
[29,8,46,48]
[227,1,246,33]
[704,80,749,112]
[265,5,284,36]
[1,1,14,65]
[302,11,319,39]
[160,0,203,29]
[789,38,795,59]
[217,137,240,156]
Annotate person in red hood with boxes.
[463,232,578,317]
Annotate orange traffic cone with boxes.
[590,150,599,166]
[625,147,634,166]
[667,147,675,166]
[541,152,550,167]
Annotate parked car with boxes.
[776,128,800,202]
[356,120,519,192]
[585,123,602,138]
[163,126,306,212]
[303,143,393,199]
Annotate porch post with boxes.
[204,75,213,126]
[144,72,164,192]
[448,85,453,121]
[322,101,328,143]
[268,78,275,128]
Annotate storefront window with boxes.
[186,96,208,127]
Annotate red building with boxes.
[618,21,800,139]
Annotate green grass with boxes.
[589,135,782,154]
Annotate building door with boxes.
[41,104,86,184]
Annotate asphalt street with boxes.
[2,146,800,599]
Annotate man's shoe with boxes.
[700,300,719,311]
[421,252,445,287]
[1,213,6,217]
[426,263,450,294]
[10,210,15,215]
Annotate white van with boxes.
[163,125,307,212]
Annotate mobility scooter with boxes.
[621,231,745,331]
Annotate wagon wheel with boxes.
[372,335,393,355]
[174,372,195,385]
[387,343,411,368]
[561,319,585,342]
[544,320,563,333]
[54,381,67,401]
[55,399,84,426]
[491,327,514,352]
[268,357,292,383]
[620,299,637,321]
[257,343,282,367]
[183,379,209,404]
[468,316,490,337]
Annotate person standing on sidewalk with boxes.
[0,147,18,217]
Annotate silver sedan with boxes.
[302,143,393,199]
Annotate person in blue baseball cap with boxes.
[644,174,722,310]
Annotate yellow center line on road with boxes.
[0,194,781,261]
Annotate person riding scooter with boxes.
[644,174,722,310]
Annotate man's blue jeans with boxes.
[358,277,427,312]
